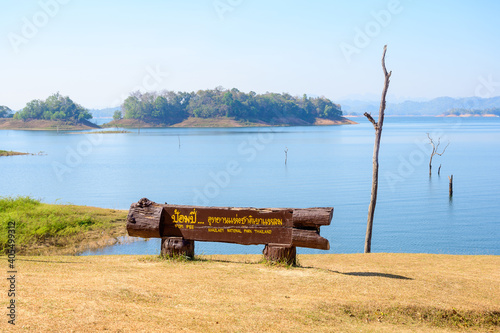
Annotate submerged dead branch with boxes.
[427,133,450,176]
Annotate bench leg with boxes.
[263,244,297,266]
[161,237,195,259]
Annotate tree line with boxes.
[2,88,344,125]
[0,106,13,118]
[12,93,92,123]
[444,108,500,116]
[118,87,343,125]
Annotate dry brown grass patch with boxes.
[0,253,498,332]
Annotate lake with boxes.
[1,116,499,255]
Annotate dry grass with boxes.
[1,253,498,332]
[314,117,358,125]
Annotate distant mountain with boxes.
[338,96,500,115]
[89,107,120,118]
[336,99,380,115]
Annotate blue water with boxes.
[1,117,499,255]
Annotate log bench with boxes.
[127,198,333,265]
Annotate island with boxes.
[1,89,355,130]
[0,93,99,130]
[441,107,500,117]
[103,88,355,128]
[0,150,28,157]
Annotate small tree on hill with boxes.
[0,106,12,118]
[113,110,122,121]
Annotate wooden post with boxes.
[449,175,453,197]
[161,237,195,258]
[438,164,441,176]
[263,244,296,265]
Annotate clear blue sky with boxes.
[1,0,499,109]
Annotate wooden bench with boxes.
[127,198,333,265]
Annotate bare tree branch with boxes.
[435,142,450,156]
[378,46,392,128]
[381,45,391,78]
[427,133,450,175]
[364,112,377,129]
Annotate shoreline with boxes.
[2,114,498,130]
[103,116,357,129]
[3,198,498,257]
[0,119,100,131]
[0,197,128,256]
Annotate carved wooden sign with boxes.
[127,198,333,262]
[162,205,293,245]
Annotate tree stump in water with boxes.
[161,237,194,258]
[263,244,297,265]
[449,175,453,197]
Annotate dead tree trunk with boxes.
[363,45,391,254]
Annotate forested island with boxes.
[0,93,98,130]
[13,92,92,122]
[0,150,28,157]
[1,89,354,129]
[3,91,500,130]
[105,88,353,127]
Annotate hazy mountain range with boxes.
[88,107,120,118]
[338,96,500,116]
